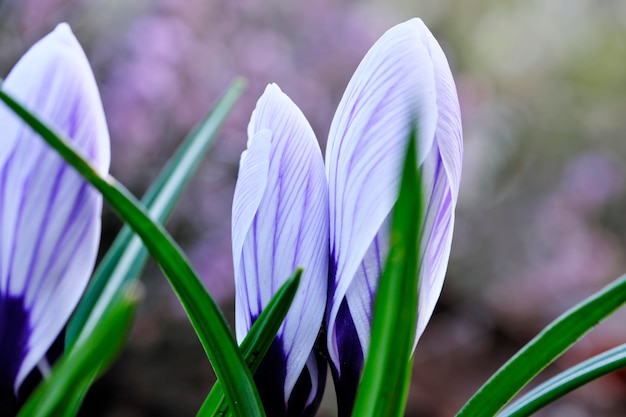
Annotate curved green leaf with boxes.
[499,343,626,417]
[18,283,141,417]
[66,79,246,349]
[0,83,265,417]
[456,274,626,417]
[198,269,302,417]
[352,126,422,417]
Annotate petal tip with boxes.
[42,22,81,56]
[53,22,73,36]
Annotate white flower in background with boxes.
[0,23,110,403]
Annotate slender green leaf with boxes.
[396,354,415,414]
[352,127,422,417]
[0,84,265,417]
[499,343,626,417]
[198,269,302,417]
[17,284,141,417]
[66,79,246,349]
[456,274,626,417]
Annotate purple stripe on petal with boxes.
[0,149,16,294]
[325,19,440,374]
[0,23,109,392]
[325,19,462,416]
[23,163,68,292]
[414,143,455,342]
[343,223,389,355]
[15,188,99,389]
[28,182,92,309]
[233,84,328,409]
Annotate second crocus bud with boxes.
[325,18,463,416]
[231,84,329,416]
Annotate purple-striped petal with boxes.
[232,83,328,415]
[415,21,463,341]
[325,18,462,410]
[416,142,456,343]
[0,23,110,392]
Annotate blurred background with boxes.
[1,0,626,415]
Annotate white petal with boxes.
[416,144,456,343]
[326,18,440,370]
[414,18,462,342]
[420,19,463,202]
[232,84,328,400]
[327,18,463,373]
[343,223,389,356]
[0,23,110,390]
[232,129,272,340]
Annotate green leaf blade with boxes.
[17,284,141,417]
[499,343,626,417]
[0,82,265,417]
[456,274,626,417]
[351,126,422,417]
[66,78,246,350]
[198,269,302,417]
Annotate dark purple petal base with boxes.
[254,336,326,417]
[330,299,364,417]
[288,348,326,417]
[0,295,66,415]
[0,295,28,416]
[0,295,29,391]
[254,338,287,415]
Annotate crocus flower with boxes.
[232,84,328,416]
[0,22,110,407]
[325,18,463,415]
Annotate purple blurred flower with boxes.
[232,84,328,416]
[0,22,110,402]
[325,18,463,415]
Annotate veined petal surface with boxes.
[0,23,110,391]
[326,17,462,383]
[414,17,462,344]
[232,83,328,414]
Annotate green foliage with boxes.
[500,342,626,417]
[456,274,626,417]
[66,79,246,350]
[0,83,265,417]
[351,126,422,417]
[17,284,141,417]
[198,269,302,417]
